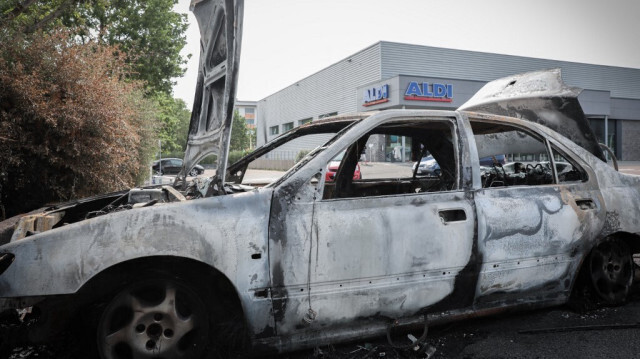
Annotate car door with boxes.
[161,159,178,174]
[468,118,604,307]
[268,115,480,336]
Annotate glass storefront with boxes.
[588,117,617,157]
[385,135,412,162]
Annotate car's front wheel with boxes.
[97,278,211,359]
[189,168,199,177]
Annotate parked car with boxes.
[152,158,204,176]
[0,3,637,358]
[325,151,361,181]
[412,155,441,176]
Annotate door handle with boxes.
[575,199,596,210]
[439,209,467,224]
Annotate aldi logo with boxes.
[363,84,389,106]
[404,81,453,102]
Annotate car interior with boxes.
[470,121,587,188]
[323,119,457,199]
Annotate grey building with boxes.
[257,41,640,160]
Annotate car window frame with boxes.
[547,139,589,184]
[469,118,565,189]
[322,117,460,200]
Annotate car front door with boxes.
[268,115,480,337]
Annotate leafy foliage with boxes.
[1,0,189,95]
[295,150,310,163]
[227,150,248,165]
[0,30,158,218]
[230,110,250,152]
[154,92,191,154]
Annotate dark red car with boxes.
[325,152,361,182]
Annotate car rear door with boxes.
[468,117,604,307]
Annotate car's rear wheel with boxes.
[588,240,633,305]
[97,278,211,359]
[189,168,199,177]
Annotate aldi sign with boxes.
[404,81,453,102]
[363,84,389,106]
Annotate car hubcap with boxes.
[98,280,208,359]
[589,241,633,304]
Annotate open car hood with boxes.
[178,0,244,189]
[458,69,606,162]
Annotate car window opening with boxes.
[323,120,457,199]
[470,120,586,188]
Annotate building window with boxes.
[282,122,294,132]
[244,107,255,120]
[270,126,279,136]
[319,111,337,119]
[298,118,312,126]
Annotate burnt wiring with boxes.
[386,316,430,350]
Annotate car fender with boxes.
[0,189,273,301]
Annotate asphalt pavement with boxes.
[282,295,640,359]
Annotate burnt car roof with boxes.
[226,112,375,179]
[458,68,606,162]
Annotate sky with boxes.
[172,0,640,108]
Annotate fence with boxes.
[247,150,298,171]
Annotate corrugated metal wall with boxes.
[257,40,640,152]
[257,43,381,146]
[380,41,640,100]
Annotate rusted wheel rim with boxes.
[589,241,633,304]
[98,279,209,359]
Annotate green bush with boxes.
[295,150,310,163]
[228,150,248,165]
[199,154,218,166]
[0,30,158,218]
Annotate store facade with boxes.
[257,41,640,160]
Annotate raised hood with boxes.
[458,69,606,162]
[178,0,244,190]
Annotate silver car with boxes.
[1,1,639,358]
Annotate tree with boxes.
[230,110,250,152]
[248,127,257,150]
[0,30,159,218]
[154,92,191,154]
[90,0,189,94]
[1,0,189,95]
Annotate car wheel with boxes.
[189,168,199,177]
[97,278,211,359]
[588,240,633,305]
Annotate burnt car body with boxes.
[1,0,640,357]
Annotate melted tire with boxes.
[588,240,633,305]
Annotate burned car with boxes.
[2,1,640,358]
